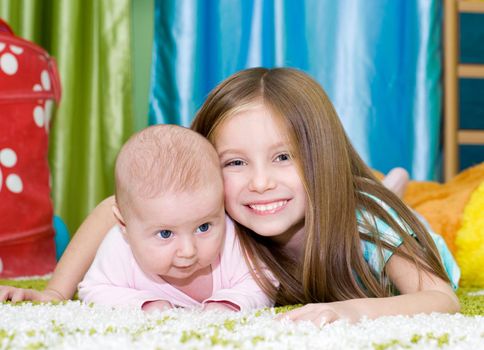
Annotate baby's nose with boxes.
[177,236,197,258]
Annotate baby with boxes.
[78,125,274,312]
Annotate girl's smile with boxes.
[246,199,289,215]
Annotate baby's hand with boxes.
[0,286,63,303]
[141,300,172,312]
[203,301,238,312]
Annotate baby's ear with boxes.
[112,203,127,235]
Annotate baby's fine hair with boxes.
[115,124,221,209]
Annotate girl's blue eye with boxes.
[275,153,290,162]
[157,230,173,239]
[225,159,245,167]
[196,223,210,233]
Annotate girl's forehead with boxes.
[213,105,293,152]
[220,103,285,133]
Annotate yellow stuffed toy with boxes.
[376,162,484,287]
[401,162,484,288]
[403,162,484,254]
[455,181,484,287]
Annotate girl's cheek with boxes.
[222,171,248,206]
[223,189,236,209]
[222,179,239,214]
[222,174,237,196]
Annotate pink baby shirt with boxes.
[78,216,274,311]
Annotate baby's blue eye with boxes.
[157,230,173,239]
[196,223,210,233]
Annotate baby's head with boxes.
[113,124,226,285]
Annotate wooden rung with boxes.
[458,64,484,78]
[458,1,484,13]
[458,130,484,144]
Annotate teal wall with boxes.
[459,13,484,170]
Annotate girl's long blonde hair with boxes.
[191,67,449,305]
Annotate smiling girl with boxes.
[191,67,460,323]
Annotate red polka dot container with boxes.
[0,18,61,277]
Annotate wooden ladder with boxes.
[444,0,484,181]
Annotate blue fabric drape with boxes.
[149,0,442,180]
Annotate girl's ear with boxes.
[112,204,127,235]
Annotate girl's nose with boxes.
[248,166,276,193]
[177,236,197,259]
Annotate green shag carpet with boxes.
[1,279,482,316]
[1,278,483,349]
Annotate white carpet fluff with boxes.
[1,302,483,350]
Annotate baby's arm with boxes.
[78,227,170,310]
[141,300,172,312]
[278,248,459,325]
[79,279,171,311]
[203,271,271,312]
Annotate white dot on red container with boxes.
[41,70,51,90]
[0,148,17,167]
[9,45,23,54]
[0,53,18,75]
[6,174,22,193]
[33,84,42,91]
[0,42,5,52]
[33,106,45,127]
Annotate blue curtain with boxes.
[149,0,442,180]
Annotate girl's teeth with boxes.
[249,200,287,212]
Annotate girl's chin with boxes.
[236,217,304,244]
[244,223,291,239]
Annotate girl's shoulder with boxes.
[356,192,410,244]
[356,193,413,278]
[357,192,399,218]
[356,193,460,290]
[356,192,412,272]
